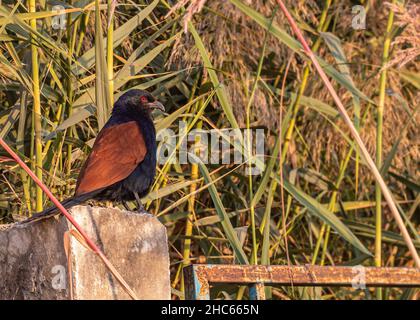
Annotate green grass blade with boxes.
[73,0,160,75]
[281,178,372,256]
[188,21,239,129]
[191,153,249,264]
[94,0,111,129]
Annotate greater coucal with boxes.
[30,89,164,221]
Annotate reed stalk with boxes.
[65,1,74,193]
[107,0,114,104]
[29,0,43,212]
[375,0,396,299]
[180,116,202,298]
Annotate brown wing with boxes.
[75,121,147,196]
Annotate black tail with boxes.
[21,196,85,224]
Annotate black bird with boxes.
[31,89,164,220]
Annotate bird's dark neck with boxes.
[109,107,156,150]
[111,102,152,118]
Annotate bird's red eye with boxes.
[140,96,148,103]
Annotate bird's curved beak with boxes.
[148,101,165,112]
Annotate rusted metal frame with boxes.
[184,264,420,300]
[184,264,210,300]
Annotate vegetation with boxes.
[0,0,419,299]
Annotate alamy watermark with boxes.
[156,121,265,175]
[51,5,67,30]
[352,5,366,30]
[48,4,367,31]
[351,265,366,290]
[51,264,67,291]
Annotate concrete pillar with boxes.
[0,206,170,300]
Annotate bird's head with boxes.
[114,89,165,115]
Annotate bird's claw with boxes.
[136,206,148,214]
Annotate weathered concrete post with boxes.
[0,206,171,300]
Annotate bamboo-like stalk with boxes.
[375,0,396,299]
[279,54,293,237]
[75,11,91,56]
[275,0,420,268]
[29,0,43,212]
[246,29,269,264]
[180,118,201,298]
[66,1,74,194]
[17,92,32,215]
[179,74,202,297]
[376,0,396,263]
[107,0,114,104]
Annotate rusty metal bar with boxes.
[184,264,420,299]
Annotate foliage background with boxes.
[0,0,418,299]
